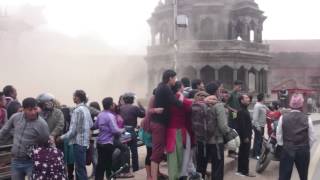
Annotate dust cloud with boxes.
[0,5,148,106]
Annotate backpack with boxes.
[191,102,217,143]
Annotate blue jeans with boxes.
[253,126,264,157]
[11,159,33,180]
[74,144,88,180]
[128,129,139,171]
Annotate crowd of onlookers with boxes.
[0,69,317,180]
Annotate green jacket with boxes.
[207,102,230,144]
[40,108,65,137]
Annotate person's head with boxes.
[152,88,157,96]
[272,101,280,110]
[213,80,223,90]
[102,97,114,110]
[289,93,304,110]
[61,107,71,123]
[122,92,135,104]
[191,79,204,90]
[172,81,184,94]
[89,101,101,111]
[239,94,251,107]
[233,80,243,92]
[111,103,119,113]
[3,85,17,99]
[22,97,39,120]
[257,93,265,102]
[181,77,190,88]
[37,93,55,111]
[73,90,88,104]
[162,69,177,86]
[52,99,61,108]
[205,82,219,95]
[248,94,253,103]
[0,92,6,107]
[118,95,124,106]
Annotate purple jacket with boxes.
[94,110,122,144]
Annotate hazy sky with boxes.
[1,0,319,54]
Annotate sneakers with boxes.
[235,172,245,177]
[189,172,202,180]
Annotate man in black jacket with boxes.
[151,69,183,180]
[120,92,145,172]
[236,94,255,177]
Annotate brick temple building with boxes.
[145,0,320,98]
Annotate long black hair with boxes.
[172,81,182,94]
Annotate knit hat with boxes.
[205,82,219,95]
[194,91,209,102]
[289,93,304,109]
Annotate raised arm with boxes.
[0,115,14,139]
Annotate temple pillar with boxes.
[196,68,201,79]
[151,28,156,46]
[233,68,238,82]
[256,26,263,43]
[215,68,219,81]
[242,24,250,41]
[255,72,259,92]
[244,68,249,91]
[260,71,263,93]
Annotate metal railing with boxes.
[0,144,12,179]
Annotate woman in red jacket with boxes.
[166,81,195,180]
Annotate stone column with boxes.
[244,68,249,91]
[151,28,156,46]
[215,68,219,81]
[243,24,250,41]
[260,71,263,94]
[255,72,259,93]
[256,26,263,43]
[254,28,258,43]
[265,70,269,94]
[233,68,238,82]
[147,69,155,96]
[196,68,201,79]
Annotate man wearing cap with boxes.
[119,92,145,172]
[276,93,316,180]
[37,93,65,144]
[0,97,50,180]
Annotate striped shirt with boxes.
[61,103,93,147]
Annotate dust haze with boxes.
[0,5,148,105]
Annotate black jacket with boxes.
[120,104,145,128]
[152,83,182,125]
[236,104,252,140]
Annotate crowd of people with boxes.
[0,69,317,180]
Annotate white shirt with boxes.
[252,102,268,128]
[276,110,316,147]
